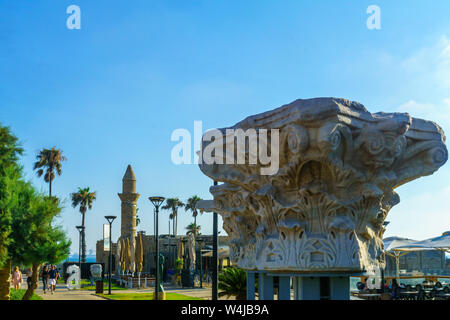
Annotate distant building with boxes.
[96,165,230,277]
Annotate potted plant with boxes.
[174,259,183,285]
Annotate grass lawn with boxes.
[98,292,203,300]
[79,279,126,291]
[10,288,43,300]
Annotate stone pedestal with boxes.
[197,98,448,300]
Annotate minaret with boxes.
[118,165,140,240]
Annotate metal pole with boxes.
[381,250,387,293]
[78,230,81,270]
[168,219,171,269]
[199,241,203,288]
[108,221,112,295]
[395,252,400,283]
[155,207,159,300]
[212,180,218,300]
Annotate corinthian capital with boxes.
[198,97,447,273]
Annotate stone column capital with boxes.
[198,98,447,273]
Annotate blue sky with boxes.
[1,0,450,254]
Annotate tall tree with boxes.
[71,187,96,263]
[185,223,201,237]
[0,124,70,300]
[0,123,23,300]
[9,182,70,300]
[162,198,184,240]
[33,147,66,197]
[185,195,203,227]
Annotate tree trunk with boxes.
[22,263,40,300]
[0,259,11,300]
[81,211,86,263]
[81,229,86,263]
[174,213,178,239]
[194,216,198,239]
[49,165,54,198]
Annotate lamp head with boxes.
[149,196,165,209]
[76,225,85,232]
[105,215,117,224]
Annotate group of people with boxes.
[40,265,60,294]
[10,264,61,295]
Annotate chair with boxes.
[394,287,405,300]
[435,281,442,289]
[429,289,437,300]
[443,286,450,293]
[405,284,412,291]
[417,289,426,300]
[415,284,422,291]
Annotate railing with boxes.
[116,275,156,289]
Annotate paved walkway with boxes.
[18,279,217,300]
[34,282,106,300]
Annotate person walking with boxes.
[12,266,23,290]
[41,265,49,294]
[26,268,32,289]
[48,265,60,294]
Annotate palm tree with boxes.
[161,198,184,240]
[71,187,96,263]
[185,223,201,237]
[33,147,66,197]
[185,195,203,227]
[218,267,247,300]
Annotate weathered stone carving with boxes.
[198,98,447,273]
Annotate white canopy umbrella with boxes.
[202,246,230,259]
[394,231,450,253]
[384,232,450,282]
[383,237,420,282]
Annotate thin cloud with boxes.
[397,99,450,123]
[401,35,450,92]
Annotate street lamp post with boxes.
[104,216,116,295]
[212,180,218,300]
[168,220,170,268]
[76,226,85,277]
[197,238,204,288]
[149,196,165,300]
[381,221,390,293]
